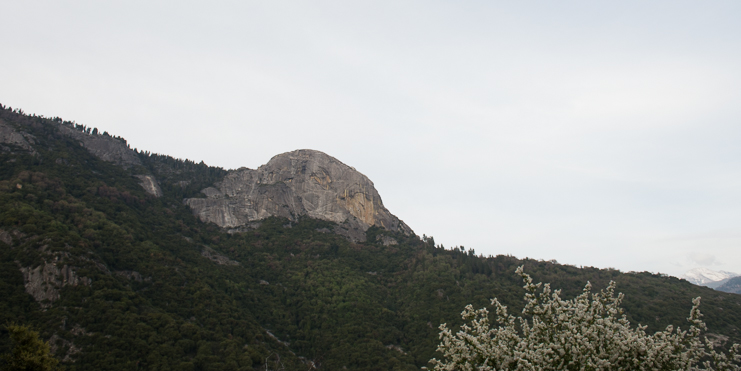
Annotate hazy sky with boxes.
[2,1,740,277]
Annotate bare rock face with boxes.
[3,117,160,197]
[55,125,164,196]
[20,262,91,307]
[0,118,37,154]
[185,149,412,241]
[135,175,163,197]
[57,125,141,168]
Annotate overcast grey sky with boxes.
[2,1,741,277]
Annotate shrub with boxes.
[2,323,59,371]
[430,266,741,371]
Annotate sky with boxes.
[2,1,741,278]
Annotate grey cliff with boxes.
[0,118,37,154]
[57,124,141,168]
[185,149,412,242]
[20,261,91,307]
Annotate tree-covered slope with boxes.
[1,105,740,370]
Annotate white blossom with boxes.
[429,266,741,371]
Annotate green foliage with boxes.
[1,323,59,371]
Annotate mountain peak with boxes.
[185,149,412,241]
[260,149,363,183]
[266,149,340,164]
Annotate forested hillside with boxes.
[2,104,740,370]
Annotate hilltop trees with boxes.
[430,266,741,371]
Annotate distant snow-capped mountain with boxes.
[682,268,738,286]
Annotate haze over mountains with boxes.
[716,277,741,295]
[3,104,741,370]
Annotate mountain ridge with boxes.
[716,277,741,294]
[3,104,741,370]
[1,109,410,242]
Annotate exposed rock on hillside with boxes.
[0,118,37,154]
[185,149,412,242]
[135,174,163,197]
[20,261,91,307]
[57,125,141,168]
[11,116,165,196]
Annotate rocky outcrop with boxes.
[0,228,14,246]
[185,149,412,242]
[57,125,141,168]
[201,246,239,266]
[3,115,141,166]
[135,175,163,197]
[20,262,91,307]
[55,125,164,196]
[0,118,37,154]
[4,116,160,197]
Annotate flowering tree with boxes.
[430,266,741,371]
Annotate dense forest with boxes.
[1,104,740,370]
